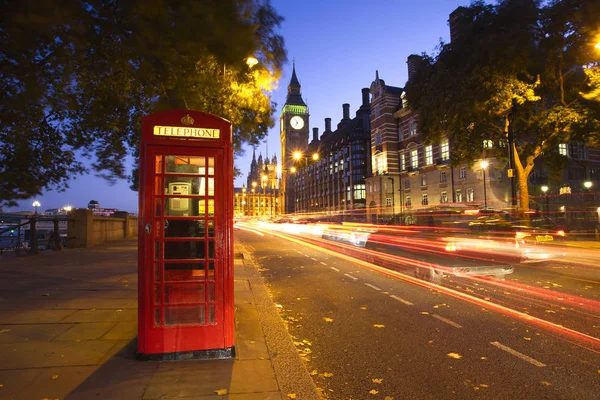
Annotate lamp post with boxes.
[252,181,257,216]
[480,160,489,210]
[242,185,247,216]
[584,181,593,205]
[32,200,41,215]
[541,185,549,214]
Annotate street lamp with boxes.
[541,185,549,214]
[242,185,247,216]
[32,200,40,215]
[584,181,592,189]
[480,160,489,210]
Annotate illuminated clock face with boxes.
[290,115,304,130]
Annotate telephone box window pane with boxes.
[154,198,162,217]
[153,285,161,305]
[208,157,214,175]
[154,263,162,282]
[208,177,214,196]
[154,221,162,238]
[208,241,214,259]
[208,262,215,278]
[164,263,205,281]
[155,156,163,173]
[164,306,205,326]
[164,220,205,238]
[154,308,161,327]
[198,177,206,196]
[164,241,205,259]
[154,241,161,260]
[166,156,205,175]
[154,176,162,195]
[198,199,206,215]
[164,283,205,304]
[208,282,215,302]
[198,157,206,175]
[208,199,215,216]
[207,220,214,237]
[208,305,215,324]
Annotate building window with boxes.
[406,196,412,208]
[483,140,494,148]
[405,179,410,189]
[398,125,404,141]
[559,143,568,156]
[422,193,428,205]
[456,189,462,202]
[440,191,448,203]
[401,92,408,108]
[409,120,418,136]
[441,139,449,161]
[354,184,366,200]
[411,149,418,169]
[386,198,392,207]
[425,145,433,165]
[375,155,385,175]
[440,171,447,183]
[459,167,467,179]
[421,174,427,186]
[401,153,406,171]
[571,143,587,160]
[466,188,474,202]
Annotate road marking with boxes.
[304,254,311,258]
[432,314,463,328]
[330,267,340,272]
[320,262,327,266]
[365,283,381,291]
[344,273,358,281]
[490,341,546,367]
[390,295,413,305]
[311,258,318,261]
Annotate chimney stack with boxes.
[312,127,319,142]
[342,103,350,120]
[325,118,332,133]
[407,54,422,82]
[362,88,370,106]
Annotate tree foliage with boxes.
[405,0,600,211]
[0,0,286,206]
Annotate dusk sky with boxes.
[8,0,475,214]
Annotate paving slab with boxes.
[61,308,137,323]
[54,322,117,341]
[103,321,138,340]
[0,309,76,324]
[0,323,74,343]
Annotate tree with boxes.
[406,0,600,212]
[0,0,286,206]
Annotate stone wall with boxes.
[67,209,138,248]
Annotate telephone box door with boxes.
[141,146,226,354]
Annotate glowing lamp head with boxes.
[312,153,319,161]
[293,151,302,161]
[541,185,548,193]
[480,160,489,169]
[584,181,592,189]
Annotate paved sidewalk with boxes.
[0,240,318,400]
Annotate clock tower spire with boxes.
[280,62,309,213]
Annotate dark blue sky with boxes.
[8,0,474,214]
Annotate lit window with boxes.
[421,174,427,186]
[386,198,392,207]
[459,167,467,179]
[425,145,433,165]
[440,191,448,203]
[559,143,568,156]
[483,140,494,148]
[456,189,462,202]
[422,193,428,205]
[409,120,418,136]
[411,149,418,169]
[440,171,447,183]
[354,184,366,200]
[401,153,406,171]
[440,139,449,161]
[466,188,474,202]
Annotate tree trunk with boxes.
[517,172,530,212]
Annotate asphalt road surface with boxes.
[236,226,600,400]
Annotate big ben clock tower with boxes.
[280,62,309,213]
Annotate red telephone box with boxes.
[137,110,234,358]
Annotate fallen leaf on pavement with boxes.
[0,329,11,333]
[480,384,489,388]
[385,397,394,400]
[214,388,227,395]
[447,353,462,359]
[420,311,429,315]
[524,337,531,341]
[545,310,556,313]
[276,304,283,308]
[51,375,58,380]
[373,324,385,328]
[323,372,333,377]
[323,317,334,323]
[372,378,383,384]
[287,394,297,399]
[369,389,379,395]
[540,381,552,386]
[360,306,367,310]
[310,370,318,376]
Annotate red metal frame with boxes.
[138,110,233,356]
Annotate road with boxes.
[235,225,600,400]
